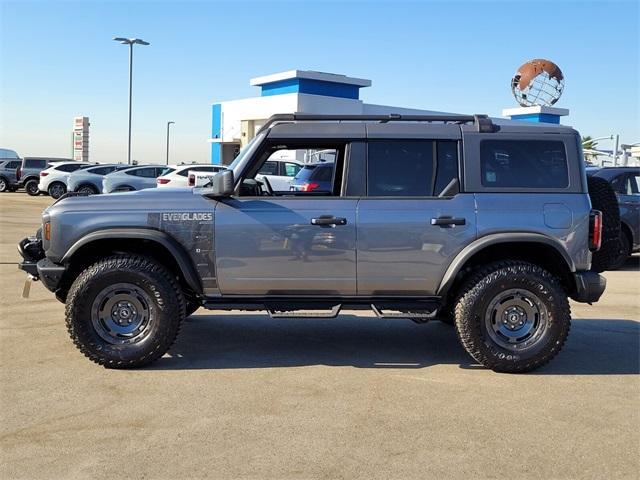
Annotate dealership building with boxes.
[207,69,582,165]
[207,70,459,165]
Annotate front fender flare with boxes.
[61,228,202,293]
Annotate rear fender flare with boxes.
[436,233,576,297]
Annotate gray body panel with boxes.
[474,193,592,271]
[214,198,357,295]
[357,195,476,295]
[45,189,219,293]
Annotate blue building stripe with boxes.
[261,78,361,99]
[211,103,222,164]
[510,113,561,124]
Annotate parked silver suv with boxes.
[18,114,609,372]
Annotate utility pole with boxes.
[113,37,150,164]
[166,121,175,165]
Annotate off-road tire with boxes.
[48,182,66,199]
[65,255,185,368]
[588,176,620,272]
[454,261,571,373]
[0,177,8,192]
[609,232,631,271]
[24,179,40,196]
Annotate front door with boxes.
[214,143,357,296]
[357,139,476,296]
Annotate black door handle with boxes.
[431,216,466,227]
[311,215,347,226]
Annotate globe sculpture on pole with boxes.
[511,59,564,107]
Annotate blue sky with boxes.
[1,0,638,164]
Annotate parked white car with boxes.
[189,169,227,188]
[255,159,303,191]
[156,164,226,188]
[38,161,96,199]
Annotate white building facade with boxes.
[208,70,447,165]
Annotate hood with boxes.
[46,188,208,215]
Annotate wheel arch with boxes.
[620,220,634,248]
[60,229,202,298]
[437,233,576,301]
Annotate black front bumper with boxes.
[572,271,606,303]
[18,236,66,293]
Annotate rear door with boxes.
[357,127,476,296]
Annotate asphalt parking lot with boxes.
[0,193,638,480]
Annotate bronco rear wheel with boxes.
[65,255,185,368]
[454,261,570,373]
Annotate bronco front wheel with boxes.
[454,261,571,373]
[65,255,185,368]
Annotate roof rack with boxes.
[257,113,495,134]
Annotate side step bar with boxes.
[370,304,438,321]
[268,304,342,319]
[202,300,440,322]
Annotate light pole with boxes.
[113,37,150,164]
[166,121,175,165]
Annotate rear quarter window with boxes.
[480,140,568,188]
[24,159,46,169]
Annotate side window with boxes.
[128,167,155,177]
[8,161,21,169]
[56,164,83,172]
[367,141,434,196]
[480,140,568,188]
[155,167,170,177]
[626,174,640,195]
[26,159,46,169]
[434,141,459,195]
[241,145,342,196]
[258,161,279,176]
[283,162,302,177]
[92,166,116,175]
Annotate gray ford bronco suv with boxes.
[18,114,608,372]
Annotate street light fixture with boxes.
[166,121,175,165]
[113,37,150,164]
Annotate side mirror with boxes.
[206,169,234,197]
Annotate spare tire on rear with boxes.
[587,175,620,272]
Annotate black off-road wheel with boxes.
[454,261,571,373]
[587,176,620,272]
[24,179,40,196]
[65,255,185,368]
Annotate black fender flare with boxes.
[436,233,576,297]
[61,228,202,293]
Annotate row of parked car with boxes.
[0,153,229,199]
[0,150,336,199]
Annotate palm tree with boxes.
[582,136,599,164]
[582,136,598,149]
